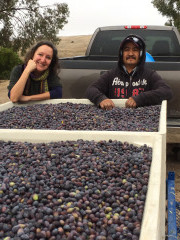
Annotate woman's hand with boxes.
[26,59,37,73]
[18,95,32,102]
[18,92,50,102]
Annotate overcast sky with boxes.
[39,0,168,36]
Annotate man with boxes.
[85,34,173,110]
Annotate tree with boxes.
[151,0,180,32]
[0,47,23,79]
[0,0,69,54]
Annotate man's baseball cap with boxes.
[121,35,145,50]
[118,34,146,66]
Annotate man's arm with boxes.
[133,70,173,107]
[85,70,112,106]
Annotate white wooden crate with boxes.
[0,99,167,135]
[0,130,166,240]
[0,99,167,239]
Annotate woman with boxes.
[8,41,62,103]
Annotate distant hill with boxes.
[57,35,92,58]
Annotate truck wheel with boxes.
[172,144,180,161]
[177,149,180,161]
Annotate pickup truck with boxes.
[59,25,180,144]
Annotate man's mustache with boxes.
[126,56,136,60]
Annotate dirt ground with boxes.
[0,35,180,202]
[0,80,10,104]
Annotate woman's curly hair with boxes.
[24,41,60,74]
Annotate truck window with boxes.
[89,30,180,57]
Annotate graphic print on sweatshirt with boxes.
[112,77,147,98]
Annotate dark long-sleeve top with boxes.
[85,65,173,107]
[8,65,62,99]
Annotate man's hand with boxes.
[99,99,115,110]
[125,97,137,108]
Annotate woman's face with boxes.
[33,45,53,72]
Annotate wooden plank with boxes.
[140,135,165,240]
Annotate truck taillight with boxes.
[124,26,147,29]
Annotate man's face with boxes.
[122,42,140,69]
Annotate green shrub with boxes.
[0,47,23,80]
